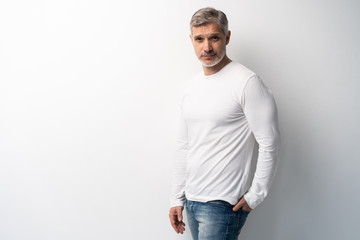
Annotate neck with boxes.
[202,55,232,76]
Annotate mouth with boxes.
[201,53,216,58]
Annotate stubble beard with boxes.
[199,49,226,68]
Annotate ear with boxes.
[225,30,231,45]
[189,34,193,44]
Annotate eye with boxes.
[195,37,203,42]
[210,36,219,41]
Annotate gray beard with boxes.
[200,51,226,67]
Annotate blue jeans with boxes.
[185,198,250,240]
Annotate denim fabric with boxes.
[185,198,250,240]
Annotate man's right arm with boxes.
[169,116,188,233]
[170,116,188,207]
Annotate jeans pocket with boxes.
[236,209,250,232]
[241,209,251,215]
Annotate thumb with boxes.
[177,208,183,222]
[233,201,243,211]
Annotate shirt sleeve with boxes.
[169,113,188,207]
[242,75,281,209]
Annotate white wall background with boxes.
[0,0,359,239]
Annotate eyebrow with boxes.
[193,33,222,38]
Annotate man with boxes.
[169,7,280,240]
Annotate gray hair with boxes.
[190,7,228,35]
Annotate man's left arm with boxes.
[234,75,281,211]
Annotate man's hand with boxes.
[169,206,185,234]
[233,196,252,212]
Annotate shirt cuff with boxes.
[170,200,185,208]
[243,192,263,210]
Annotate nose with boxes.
[203,39,213,52]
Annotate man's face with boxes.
[190,22,230,67]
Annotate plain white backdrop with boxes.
[0,0,359,239]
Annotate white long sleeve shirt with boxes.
[170,62,280,209]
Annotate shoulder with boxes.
[226,62,257,81]
[223,62,259,94]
